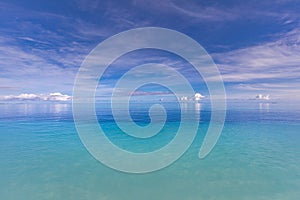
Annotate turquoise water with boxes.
[0,101,300,199]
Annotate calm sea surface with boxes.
[0,101,300,200]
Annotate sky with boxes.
[0,0,300,101]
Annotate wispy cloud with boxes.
[129,0,300,26]
[0,36,77,94]
[130,0,237,23]
[206,28,300,99]
[0,1,142,97]
[213,28,300,81]
[167,1,236,21]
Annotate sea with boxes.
[0,100,299,200]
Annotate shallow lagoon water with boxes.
[0,101,299,199]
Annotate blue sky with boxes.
[0,0,300,101]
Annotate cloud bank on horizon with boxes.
[0,0,299,101]
[1,93,72,102]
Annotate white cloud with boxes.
[1,92,71,101]
[254,94,270,100]
[194,93,205,100]
[46,93,72,101]
[179,93,205,101]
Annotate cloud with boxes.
[213,28,300,82]
[0,1,130,96]
[17,36,51,45]
[1,0,300,101]
[0,33,81,94]
[130,0,237,23]
[180,93,205,101]
[206,28,300,99]
[130,0,300,26]
[254,94,270,100]
[46,93,72,101]
[194,93,205,99]
[167,1,236,21]
[1,92,72,101]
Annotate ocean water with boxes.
[0,101,300,200]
